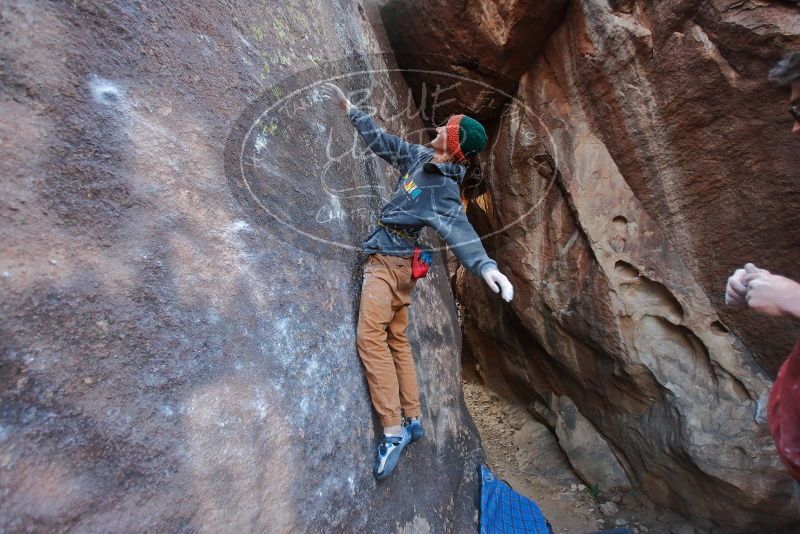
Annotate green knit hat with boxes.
[446,114,487,162]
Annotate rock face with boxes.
[545,0,800,375]
[0,2,483,532]
[380,0,800,530]
[4,0,800,531]
[381,0,568,121]
[548,396,630,493]
[449,0,800,531]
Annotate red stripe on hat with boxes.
[446,114,466,163]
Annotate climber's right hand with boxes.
[742,264,800,319]
[320,82,350,112]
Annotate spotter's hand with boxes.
[742,263,800,318]
[724,266,748,308]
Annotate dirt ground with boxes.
[461,365,707,534]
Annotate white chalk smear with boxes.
[314,194,346,224]
[89,75,129,112]
[254,133,268,152]
[251,397,268,421]
[228,220,252,233]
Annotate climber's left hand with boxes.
[483,269,514,303]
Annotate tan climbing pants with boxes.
[356,253,421,427]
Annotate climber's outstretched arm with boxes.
[321,82,424,175]
[421,176,514,302]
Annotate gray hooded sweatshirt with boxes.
[348,105,498,278]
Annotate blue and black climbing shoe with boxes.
[403,417,424,443]
[373,429,411,480]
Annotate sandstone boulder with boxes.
[0,2,482,531]
[543,0,800,373]
[450,1,800,529]
[514,417,581,489]
[548,396,630,493]
[380,0,568,121]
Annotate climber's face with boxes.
[791,82,799,137]
[431,124,449,155]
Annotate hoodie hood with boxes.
[421,148,467,184]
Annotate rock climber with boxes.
[321,81,514,479]
[724,51,800,498]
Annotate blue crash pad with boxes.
[479,464,552,534]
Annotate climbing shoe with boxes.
[403,417,424,443]
[373,429,411,480]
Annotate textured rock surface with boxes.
[381,0,568,122]
[0,1,483,532]
[513,417,580,489]
[448,0,800,530]
[546,0,800,374]
[548,396,630,493]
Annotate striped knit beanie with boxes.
[446,114,487,163]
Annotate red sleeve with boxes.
[768,339,800,481]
